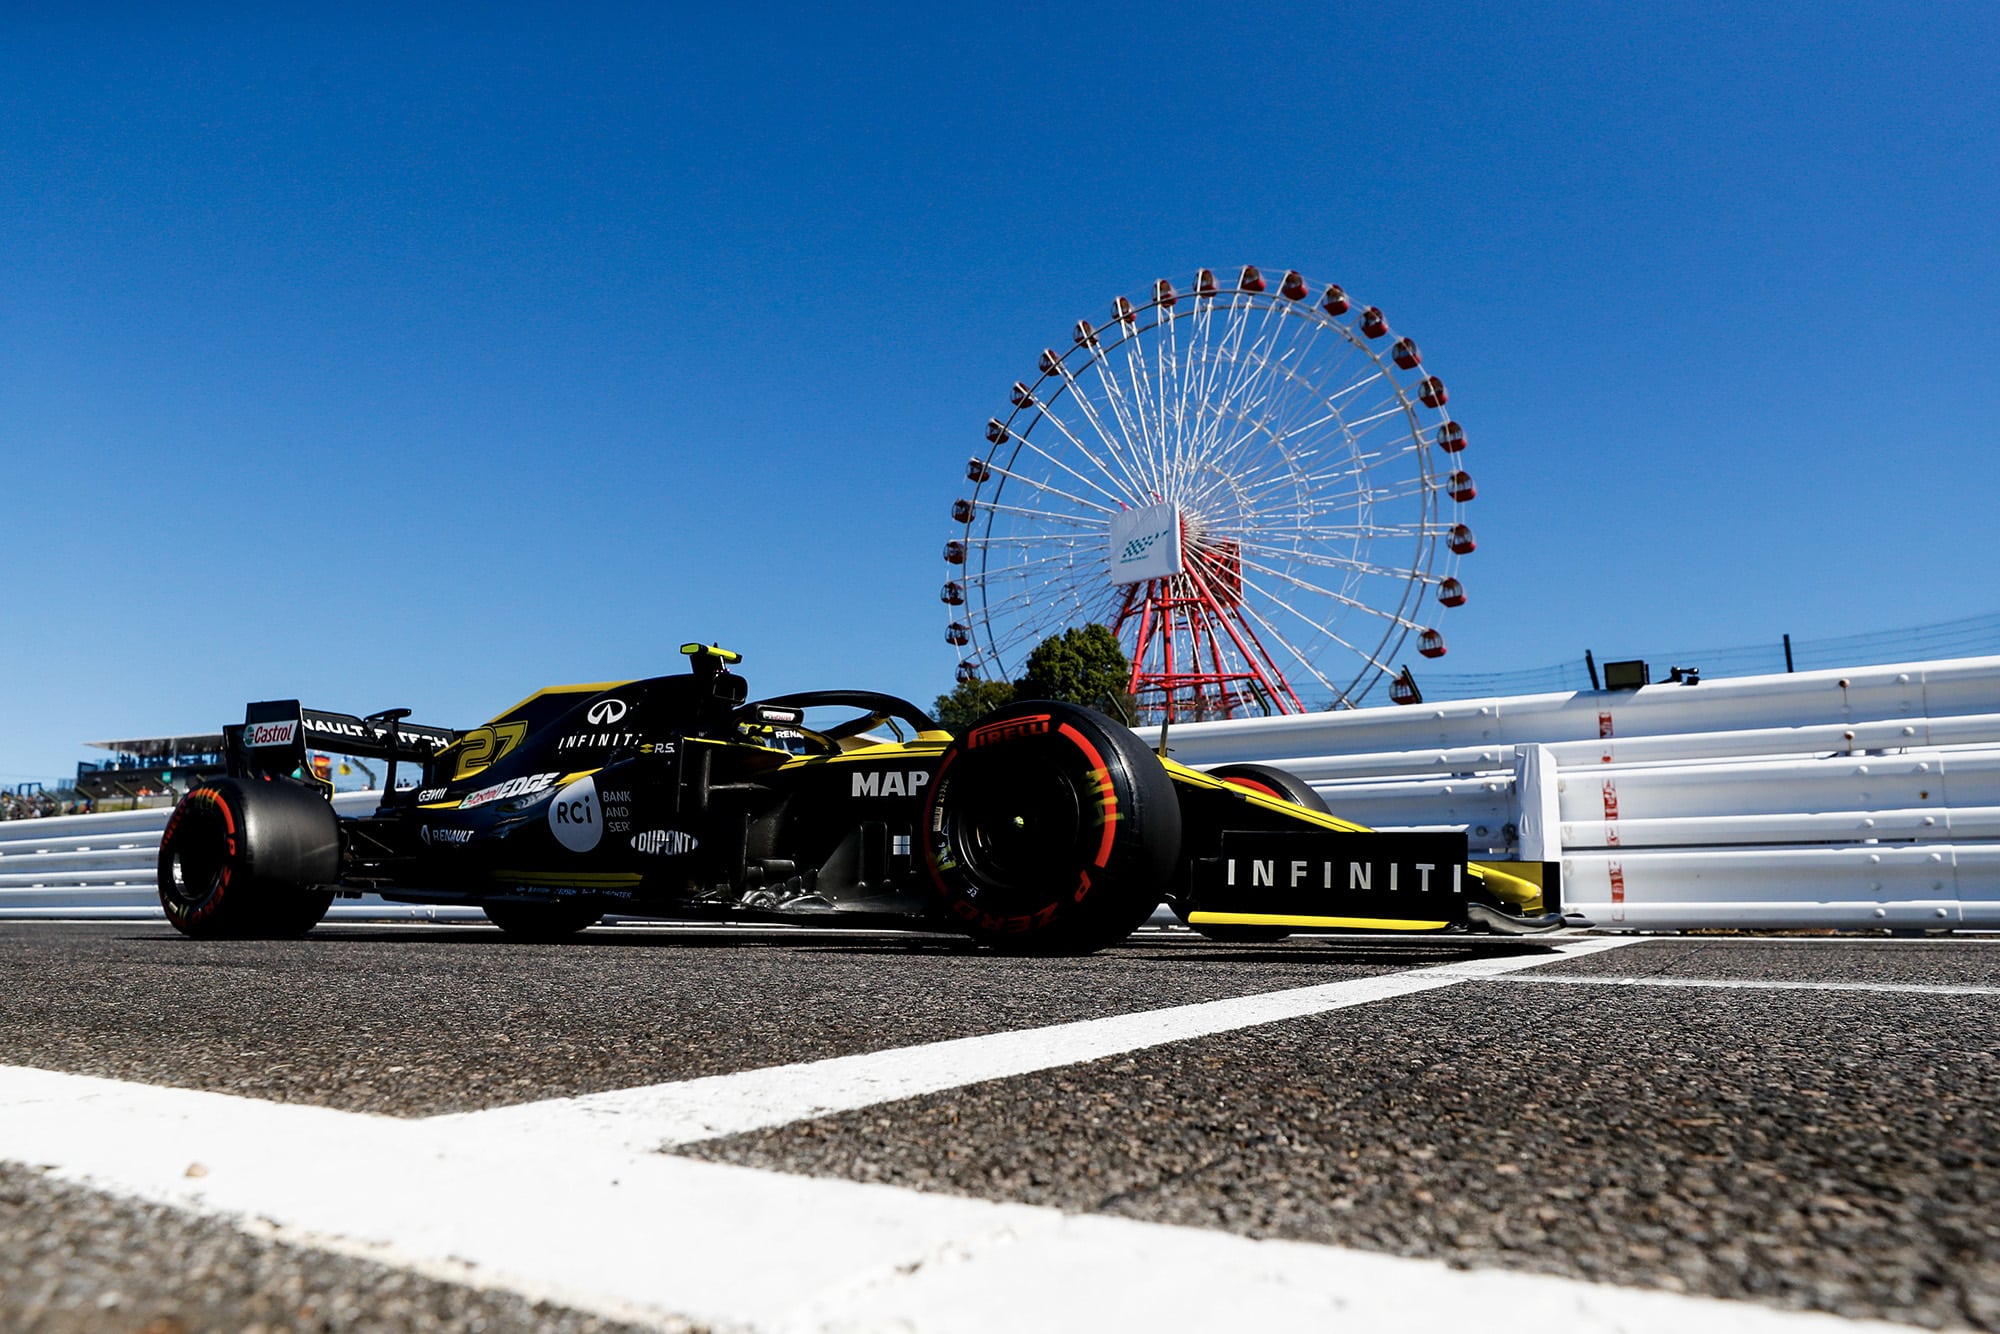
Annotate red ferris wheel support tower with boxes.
[1108,506,1305,721]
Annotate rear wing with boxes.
[225,699,460,790]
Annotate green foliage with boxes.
[1015,624,1137,723]
[932,676,1017,733]
[938,625,1137,732]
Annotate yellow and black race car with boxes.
[158,644,1571,952]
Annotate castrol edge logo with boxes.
[244,720,299,748]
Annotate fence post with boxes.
[1514,744,1562,862]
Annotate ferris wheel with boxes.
[943,265,1476,721]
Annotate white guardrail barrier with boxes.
[0,793,483,922]
[1142,654,2000,930]
[7,654,1999,930]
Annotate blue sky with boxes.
[3,4,1996,783]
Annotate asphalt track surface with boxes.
[1,921,1996,1332]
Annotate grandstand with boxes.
[73,734,226,804]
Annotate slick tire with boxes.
[481,899,604,941]
[923,700,1181,955]
[1182,763,1329,943]
[157,779,339,939]
[1206,763,1331,814]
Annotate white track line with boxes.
[428,938,1639,1151]
[0,936,1909,1332]
[0,1065,1894,1331]
[1494,974,2000,998]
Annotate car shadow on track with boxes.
[263,925,990,955]
[112,926,1574,966]
[1153,942,1560,967]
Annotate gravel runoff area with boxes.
[0,1163,684,1334]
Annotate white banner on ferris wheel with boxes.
[1108,502,1184,585]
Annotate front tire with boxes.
[158,780,339,939]
[1206,762,1331,814]
[923,700,1181,954]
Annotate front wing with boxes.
[1164,762,1567,934]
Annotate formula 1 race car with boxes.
[157,644,1568,952]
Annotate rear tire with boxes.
[262,888,339,938]
[1181,763,1328,943]
[481,898,604,941]
[158,780,339,939]
[923,700,1180,954]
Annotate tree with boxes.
[1015,624,1137,723]
[936,625,1137,732]
[932,676,1017,733]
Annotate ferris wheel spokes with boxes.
[971,465,1121,518]
[1231,594,1393,702]
[949,266,1474,718]
[1020,374,1162,504]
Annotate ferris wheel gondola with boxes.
[945,265,1475,721]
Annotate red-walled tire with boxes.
[1207,762,1331,814]
[1182,763,1329,943]
[157,780,339,939]
[923,700,1181,955]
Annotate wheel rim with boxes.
[163,800,230,913]
[943,742,1087,896]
